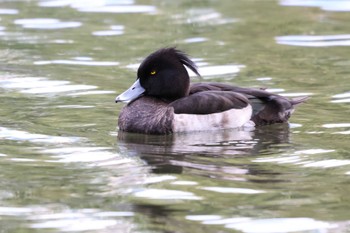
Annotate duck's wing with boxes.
[170,91,250,114]
[190,82,308,125]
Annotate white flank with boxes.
[173,105,252,132]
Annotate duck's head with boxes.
[115,47,200,103]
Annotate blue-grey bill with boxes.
[115,79,145,103]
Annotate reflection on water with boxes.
[92,25,125,37]
[276,34,350,47]
[0,126,80,144]
[172,8,237,25]
[78,5,156,13]
[281,0,350,12]
[0,8,18,15]
[186,216,338,232]
[39,0,157,13]
[322,123,350,128]
[34,59,119,66]
[118,128,256,156]
[1,0,350,232]
[0,76,115,95]
[134,188,202,200]
[253,148,350,168]
[38,0,134,8]
[183,37,208,43]
[14,18,82,30]
[225,217,336,233]
[332,92,350,104]
[0,206,136,232]
[118,124,292,176]
[200,186,265,194]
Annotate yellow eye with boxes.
[150,70,156,75]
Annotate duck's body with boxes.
[118,94,253,134]
[116,48,307,134]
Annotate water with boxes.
[0,0,349,232]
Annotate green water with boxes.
[0,0,349,232]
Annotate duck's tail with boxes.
[290,96,309,106]
[251,95,309,126]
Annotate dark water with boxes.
[0,0,349,232]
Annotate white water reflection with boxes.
[0,207,33,215]
[39,145,148,195]
[0,77,69,89]
[253,148,350,170]
[67,90,115,96]
[303,159,350,168]
[279,92,313,97]
[32,218,118,231]
[187,215,251,225]
[39,0,156,14]
[57,105,95,109]
[281,0,350,12]
[183,37,208,43]
[294,149,335,155]
[143,175,177,185]
[186,215,337,232]
[0,127,80,144]
[276,34,350,47]
[171,181,198,186]
[24,84,96,94]
[92,25,124,36]
[253,149,339,165]
[39,0,134,8]
[332,92,350,103]
[256,77,272,81]
[322,123,350,128]
[92,30,123,36]
[0,31,74,44]
[203,217,252,225]
[50,39,74,44]
[28,209,136,232]
[173,8,237,25]
[190,65,244,78]
[226,217,336,232]
[34,60,119,66]
[333,130,350,135]
[333,92,350,99]
[78,5,156,13]
[41,147,120,163]
[255,148,334,160]
[0,77,105,95]
[10,158,37,162]
[253,155,302,164]
[186,215,222,221]
[201,187,265,194]
[133,188,202,200]
[14,18,82,30]
[0,205,136,232]
[0,8,18,14]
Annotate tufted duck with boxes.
[115,48,307,134]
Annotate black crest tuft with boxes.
[148,47,201,77]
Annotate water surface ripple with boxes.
[0,0,349,233]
